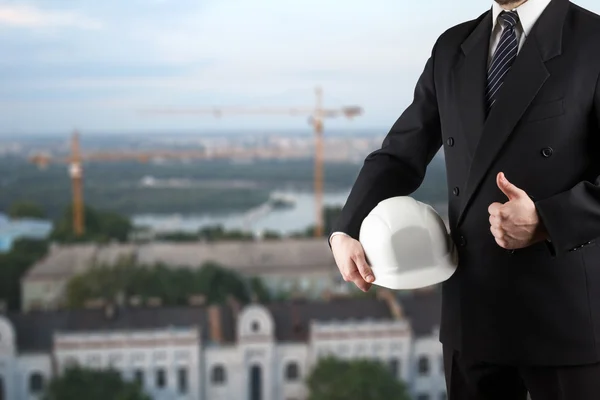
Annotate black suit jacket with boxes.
[333,0,600,365]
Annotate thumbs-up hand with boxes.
[488,172,548,249]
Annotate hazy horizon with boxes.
[2,0,599,134]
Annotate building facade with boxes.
[0,292,445,400]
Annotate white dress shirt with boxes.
[489,0,552,65]
[329,0,552,245]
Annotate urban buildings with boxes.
[0,291,445,400]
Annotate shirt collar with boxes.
[491,0,553,37]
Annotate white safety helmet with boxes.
[359,196,458,290]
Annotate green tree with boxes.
[8,201,45,219]
[306,357,410,400]
[155,231,199,242]
[249,276,272,303]
[50,205,132,243]
[43,366,150,400]
[193,262,251,304]
[65,260,259,307]
[155,227,284,242]
[198,225,253,241]
[0,239,48,310]
[261,230,282,240]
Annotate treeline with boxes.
[42,354,409,400]
[307,357,410,400]
[65,260,278,308]
[50,206,132,243]
[43,366,150,400]
[0,239,49,310]
[0,157,448,218]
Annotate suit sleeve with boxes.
[330,40,443,241]
[534,72,600,257]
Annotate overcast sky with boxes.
[1,0,599,134]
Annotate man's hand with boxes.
[330,234,374,292]
[488,172,548,249]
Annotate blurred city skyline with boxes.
[3,0,598,134]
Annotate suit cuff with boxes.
[329,232,350,247]
[534,198,594,257]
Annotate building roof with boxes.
[266,297,394,342]
[24,243,98,280]
[136,238,336,273]
[7,306,212,353]
[4,293,445,353]
[23,238,336,281]
[399,289,442,336]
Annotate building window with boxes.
[439,392,447,400]
[86,354,101,368]
[250,365,262,400]
[29,372,45,394]
[356,343,366,356]
[108,353,122,366]
[337,344,349,355]
[155,369,166,389]
[416,394,430,400]
[300,277,310,290]
[317,346,326,358]
[285,362,299,381]
[211,365,226,385]
[251,320,260,332]
[388,358,400,378]
[134,370,144,386]
[372,342,384,353]
[63,357,78,369]
[418,356,430,376]
[178,368,188,394]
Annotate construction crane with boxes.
[29,130,302,236]
[140,86,363,237]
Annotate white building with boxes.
[0,291,446,400]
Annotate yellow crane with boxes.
[141,86,363,237]
[29,131,301,236]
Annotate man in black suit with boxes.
[330,0,600,398]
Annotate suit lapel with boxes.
[456,0,569,226]
[453,12,492,158]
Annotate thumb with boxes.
[497,172,526,201]
[352,248,374,283]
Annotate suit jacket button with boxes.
[541,147,553,158]
[446,137,455,147]
[458,236,467,247]
[453,187,460,196]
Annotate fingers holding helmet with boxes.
[352,249,374,282]
[331,235,373,292]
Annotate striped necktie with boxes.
[485,10,520,114]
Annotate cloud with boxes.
[0,3,102,30]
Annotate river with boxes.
[132,190,352,235]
